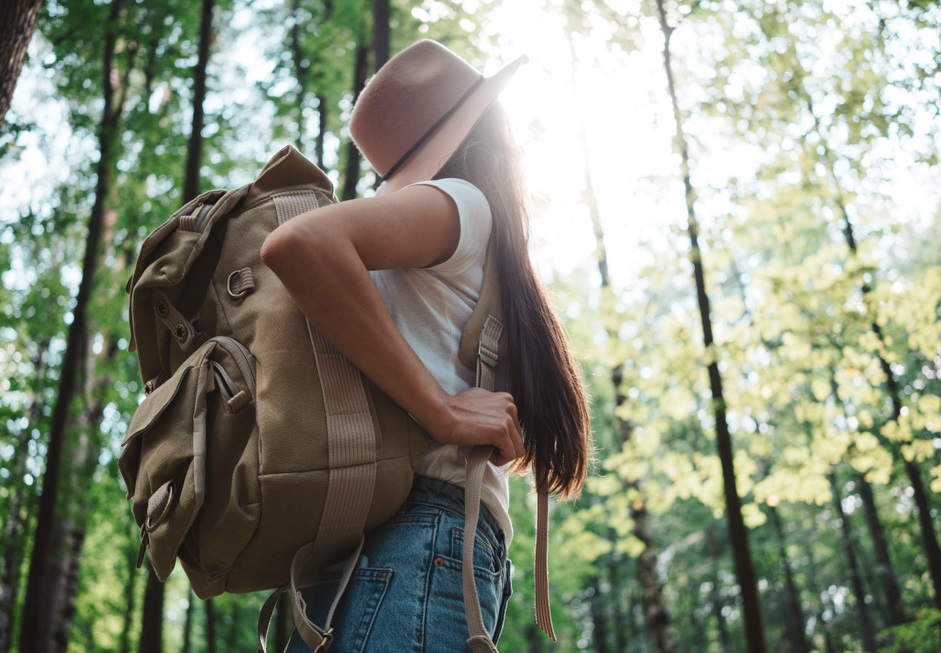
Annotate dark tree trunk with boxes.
[633,502,675,653]
[182,592,194,653]
[138,563,164,653]
[206,598,217,653]
[274,592,291,651]
[341,41,369,200]
[608,553,629,653]
[828,470,877,653]
[119,540,138,653]
[372,0,390,72]
[855,474,905,625]
[706,527,731,653]
[0,0,42,128]
[768,506,809,653]
[314,92,327,168]
[50,518,84,653]
[182,0,215,203]
[289,0,310,153]
[655,2,765,650]
[18,3,127,650]
[589,575,610,653]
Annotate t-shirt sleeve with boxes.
[410,178,492,276]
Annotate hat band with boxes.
[380,75,485,183]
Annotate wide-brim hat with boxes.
[350,40,526,194]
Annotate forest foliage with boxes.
[1,0,940,651]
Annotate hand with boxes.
[427,387,525,467]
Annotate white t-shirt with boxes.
[369,178,513,542]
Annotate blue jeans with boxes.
[286,476,513,652]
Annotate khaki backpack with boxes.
[119,145,552,652]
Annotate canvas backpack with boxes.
[118,145,552,652]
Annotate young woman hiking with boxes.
[261,39,592,652]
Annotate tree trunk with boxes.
[274,592,291,651]
[138,564,164,653]
[768,506,809,653]
[0,0,43,128]
[706,526,731,653]
[828,470,877,653]
[589,578,611,653]
[119,540,138,653]
[206,598,217,653]
[51,333,120,652]
[372,0,390,72]
[855,474,905,625]
[341,41,369,201]
[18,3,126,650]
[183,0,215,202]
[182,592,194,653]
[608,553,629,653]
[655,2,765,650]
[50,517,85,653]
[633,502,675,653]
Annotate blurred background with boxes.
[1,0,940,651]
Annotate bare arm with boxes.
[259,184,523,465]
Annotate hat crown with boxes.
[350,41,484,178]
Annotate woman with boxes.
[261,40,591,652]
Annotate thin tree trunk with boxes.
[139,563,164,653]
[289,0,309,152]
[51,333,120,653]
[119,537,138,653]
[655,2,765,650]
[206,598,217,653]
[608,553,629,653]
[633,502,675,653]
[50,518,84,653]
[706,526,731,653]
[828,470,877,653]
[372,0,390,71]
[589,576,611,653]
[181,592,194,653]
[342,41,369,200]
[0,0,43,128]
[18,3,126,650]
[182,0,214,202]
[274,592,291,651]
[855,474,906,625]
[768,506,809,653]
[139,7,216,649]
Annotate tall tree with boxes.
[0,0,43,128]
[655,1,766,650]
[139,0,216,650]
[18,1,131,649]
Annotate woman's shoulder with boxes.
[411,178,491,224]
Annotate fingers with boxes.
[491,393,524,467]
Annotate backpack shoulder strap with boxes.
[459,245,555,650]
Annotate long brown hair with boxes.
[435,104,592,499]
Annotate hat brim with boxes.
[375,54,527,195]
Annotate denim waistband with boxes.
[407,475,504,542]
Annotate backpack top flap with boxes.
[127,145,335,389]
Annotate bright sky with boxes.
[484,0,679,285]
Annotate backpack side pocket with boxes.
[119,337,259,588]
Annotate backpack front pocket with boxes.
[119,336,259,583]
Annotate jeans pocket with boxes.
[492,559,514,643]
[286,566,392,653]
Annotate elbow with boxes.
[260,221,290,269]
[260,219,320,277]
